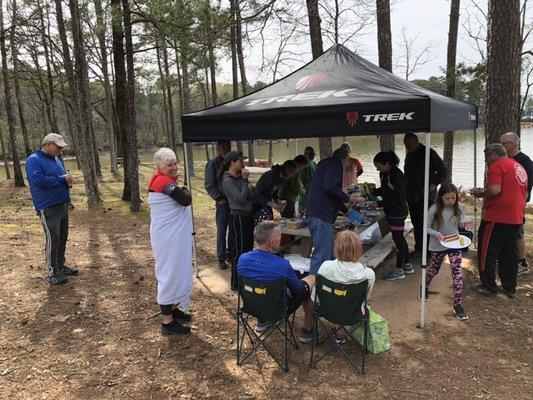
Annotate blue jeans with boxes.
[216,201,235,263]
[309,217,334,275]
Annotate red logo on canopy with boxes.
[346,111,359,127]
[296,72,327,91]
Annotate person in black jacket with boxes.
[404,133,448,257]
[253,160,299,223]
[373,151,414,281]
[204,141,235,269]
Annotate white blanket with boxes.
[148,192,193,311]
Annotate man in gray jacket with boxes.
[204,141,235,269]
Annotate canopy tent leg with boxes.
[418,132,431,329]
[473,128,478,249]
[184,143,199,278]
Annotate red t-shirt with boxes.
[148,172,177,193]
[483,157,527,224]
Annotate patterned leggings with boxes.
[425,250,464,306]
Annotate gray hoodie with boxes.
[222,171,255,216]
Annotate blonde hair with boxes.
[334,230,363,262]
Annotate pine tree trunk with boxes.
[0,0,24,186]
[10,0,31,157]
[485,0,521,144]
[59,0,100,204]
[111,0,131,200]
[155,44,171,147]
[229,0,243,154]
[443,0,460,181]
[161,42,178,153]
[94,0,119,175]
[376,0,395,152]
[0,124,11,179]
[306,0,332,159]
[179,41,195,177]
[206,0,218,106]
[268,140,273,166]
[122,0,141,211]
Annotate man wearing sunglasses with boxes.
[26,133,77,285]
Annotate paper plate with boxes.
[439,234,472,249]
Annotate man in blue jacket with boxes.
[306,147,363,276]
[26,133,77,285]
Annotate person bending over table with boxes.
[221,151,255,292]
[254,160,299,223]
[372,151,414,281]
[237,221,316,335]
[298,146,318,216]
[278,154,308,218]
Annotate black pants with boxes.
[408,200,432,253]
[477,221,520,293]
[387,216,410,269]
[39,203,69,275]
[281,200,296,219]
[231,214,254,290]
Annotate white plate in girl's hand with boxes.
[439,234,472,249]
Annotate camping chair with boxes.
[309,276,369,373]
[236,276,299,372]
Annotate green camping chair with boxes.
[237,276,299,372]
[309,276,369,373]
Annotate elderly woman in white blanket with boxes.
[148,148,193,336]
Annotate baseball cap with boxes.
[42,133,68,148]
[224,151,247,163]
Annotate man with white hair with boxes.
[237,221,317,340]
[500,132,532,275]
[472,143,527,298]
[26,133,76,285]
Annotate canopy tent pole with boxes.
[473,128,478,248]
[184,143,199,278]
[418,132,431,328]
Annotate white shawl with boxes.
[148,192,193,310]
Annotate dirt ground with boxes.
[0,165,531,400]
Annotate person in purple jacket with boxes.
[25,133,77,285]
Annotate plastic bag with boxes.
[350,308,391,355]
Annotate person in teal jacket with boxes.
[279,155,308,218]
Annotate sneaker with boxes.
[471,284,497,298]
[419,285,429,302]
[410,250,422,258]
[161,321,191,336]
[517,261,530,276]
[49,271,68,285]
[331,328,346,344]
[384,268,405,281]
[503,290,516,299]
[453,304,469,321]
[217,261,229,270]
[403,263,415,274]
[254,321,273,333]
[299,328,324,344]
[59,265,79,276]
[172,308,192,323]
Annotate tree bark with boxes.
[306,0,332,159]
[121,0,141,210]
[10,0,30,157]
[376,0,395,152]
[178,32,195,177]
[229,0,243,155]
[206,0,218,106]
[58,0,99,205]
[443,0,460,181]
[485,0,521,144]
[0,0,24,186]
[155,43,171,147]
[0,124,11,179]
[161,41,178,153]
[94,0,119,175]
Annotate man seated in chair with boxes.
[237,220,316,334]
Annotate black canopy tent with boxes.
[181,44,479,328]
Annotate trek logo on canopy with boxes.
[346,111,415,127]
[295,72,327,91]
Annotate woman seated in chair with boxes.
[317,230,375,341]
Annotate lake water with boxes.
[2,127,532,193]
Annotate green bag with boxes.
[350,308,391,355]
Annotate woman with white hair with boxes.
[148,147,193,335]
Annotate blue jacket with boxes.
[306,156,348,224]
[25,150,70,211]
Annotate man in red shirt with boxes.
[472,143,528,298]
